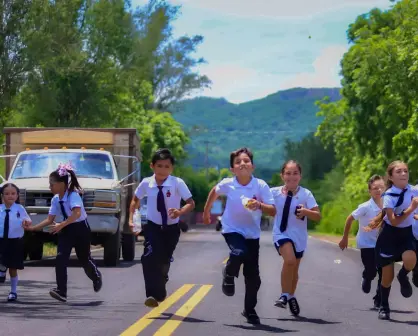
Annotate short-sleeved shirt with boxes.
[271,186,318,253]
[215,176,275,239]
[49,191,87,222]
[352,198,381,249]
[134,175,192,225]
[0,203,31,239]
[383,184,417,228]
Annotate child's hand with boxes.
[22,220,32,230]
[168,208,181,219]
[246,199,260,211]
[295,204,306,219]
[412,197,418,208]
[203,211,211,225]
[49,222,66,234]
[414,214,418,220]
[339,236,348,250]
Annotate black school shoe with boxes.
[397,273,413,298]
[7,292,17,302]
[361,278,372,293]
[49,288,67,302]
[378,306,390,320]
[93,271,102,293]
[222,267,235,296]
[274,295,288,308]
[288,297,300,316]
[242,309,260,325]
[0,275,5,283]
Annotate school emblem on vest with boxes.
[166,190,171,197]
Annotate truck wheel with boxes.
[28,239,44,260]
[121,233,136,262]
[103,230,121,267]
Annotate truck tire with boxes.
[121,233,136,262]
[26,238,44,261]
[103,230,121,267]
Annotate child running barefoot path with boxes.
[339,175,385,309]
[0,183,32,302]
[203,147,276,325]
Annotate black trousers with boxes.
[361,248,382,299]
[141,221,180,301]
[56,221,100,295]
[223,232,261,312]
[414,239,418,276]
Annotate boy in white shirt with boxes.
[339,175,385,309]
[129,148,195,308]
[203,147,276,325]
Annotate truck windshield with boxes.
[11,152,115,179]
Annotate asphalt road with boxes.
[1,228,418,336]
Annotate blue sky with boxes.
[132,0,392,103]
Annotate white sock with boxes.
[0,271,5,277]
[282,293,290,299]
[289,294,295,299]
[11,276,18,293]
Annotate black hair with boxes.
[230,147,253,168]
[281,160,302,174]
[367,174,384,189]
[49,168,82,193]
[0,183,20,204]
[151,148,175,165]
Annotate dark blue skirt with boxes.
[375,223,416,268]
[0,238,24,270]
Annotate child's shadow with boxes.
[224,323,297,333]
[277,316,340,325]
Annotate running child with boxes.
[339,174,384,309]
[25,163,102,302]
[0,183,31,301]
[203,147,276,325]
[129,148,195,308]
[366,161,418,320]
[271,160,321,316]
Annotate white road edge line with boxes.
[308,235,403,266]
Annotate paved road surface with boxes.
[1,228,418,336]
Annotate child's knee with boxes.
[283,256,297,267]
[402,250,417,270]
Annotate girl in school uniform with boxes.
[129,148,195,308]
[366,161,418,320]
[0,183,31,302]
[203,147,276,325]
[271,160,321,316]
[339,175,385,309]
[25,163,102,302]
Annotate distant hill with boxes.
[170,87,341,179]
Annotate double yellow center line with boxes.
[120,284,212,336]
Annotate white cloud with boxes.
[197,45,347,103]
[279,45,348,89]
[170,0,391,19]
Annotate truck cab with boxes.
[1,128,141,266]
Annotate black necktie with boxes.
[280,190,293,232]
[3,209,10,239]
[59,201,68,220]
[157,186,168,226]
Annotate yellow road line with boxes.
[222,257,228,264]
[153,285,213,336]
[119,284,194,336]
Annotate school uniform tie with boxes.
[157,186,168,226]
[59,201,68,220]
[280,190,293,232]
[3,209,10,239]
